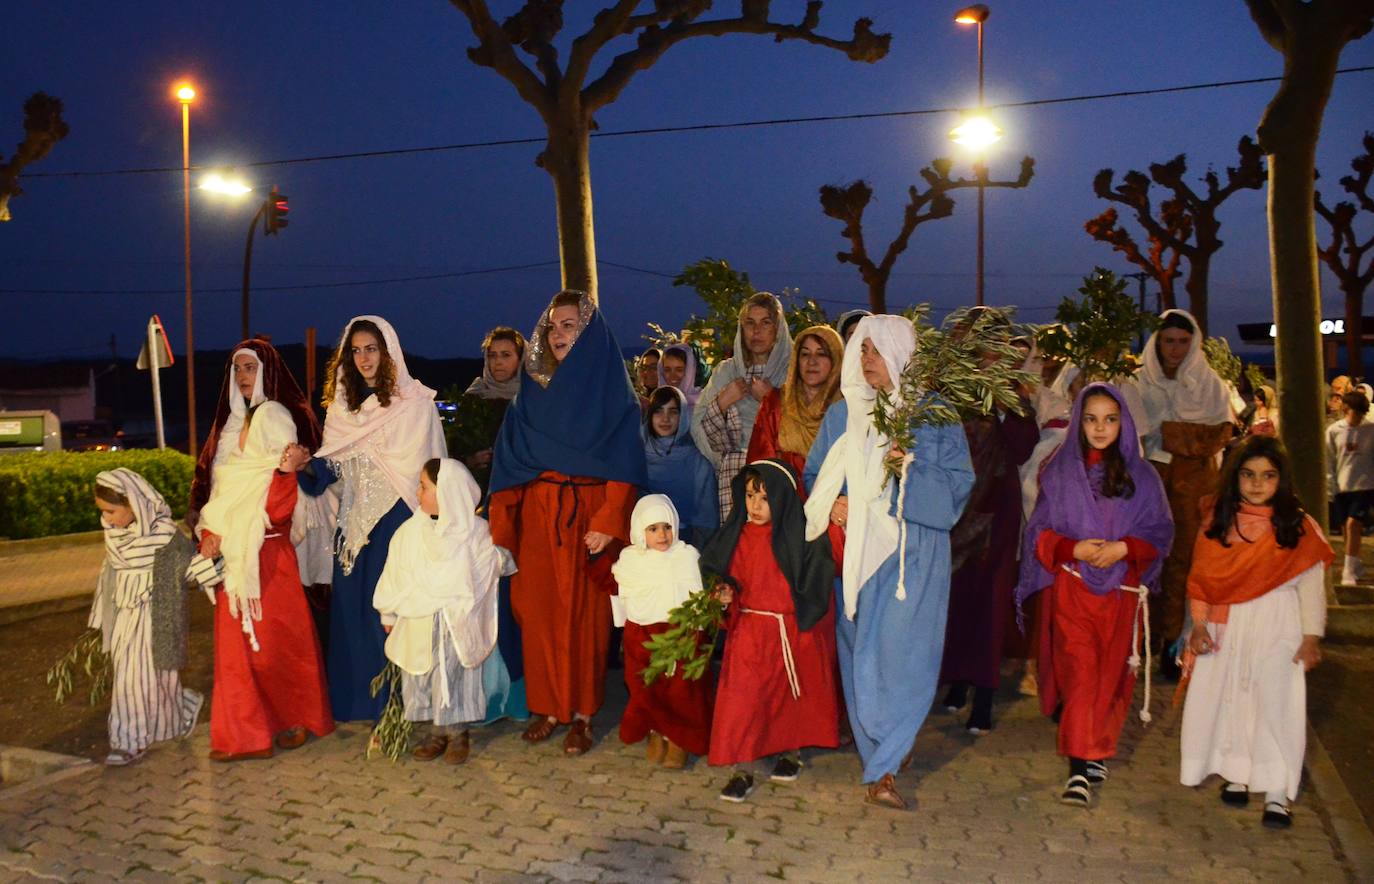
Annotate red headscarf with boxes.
[186,339,321,529]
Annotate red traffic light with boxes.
[265,186,289,235]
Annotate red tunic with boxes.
[1035,529,1156,761]
[709,522,839,766]
[209,472,334,754]
[489,471,636,721]
[620,621,714,756]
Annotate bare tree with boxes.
[0,93,69,223]
[447,1,890,302]
[1316,132,1374,379]
[1085,136,1265,334]
[1246,0,1374,527]
[819,156,1034,314]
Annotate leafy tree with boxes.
[1246,0,1374,526]
[0,93,69,222]
[1085,137,1266,333]
[1315,132,1374,378]
[819,156,1034,313]
[447,1,890,302]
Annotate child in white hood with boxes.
[374,458,503,764]
[612,494,714,769]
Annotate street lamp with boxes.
[175,82,198,457]
[953,4,993,306]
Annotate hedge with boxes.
[0,450,195,539]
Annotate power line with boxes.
[26,66,1374,180]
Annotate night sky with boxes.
[3,1,1372,365]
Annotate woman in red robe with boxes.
[700,459,837,802]
[197,401,333,760]
[487,290,647,756]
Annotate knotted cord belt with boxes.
[741,608,801,700]
[535,476,606,546]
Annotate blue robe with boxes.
[298,459,408,722]
[804,402,974,782]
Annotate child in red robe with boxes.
[196,401,334,760]
[612,494,714,768]
[700,459,837,803]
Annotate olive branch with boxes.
[1202,335,1243,386]
[367,661,412,762]
[1036,268,1156,383]
[871,305,1037,478]
[642,575,731,685]
[47,629,111,706]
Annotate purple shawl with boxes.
[1015,383,1173,611]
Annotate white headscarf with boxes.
[1137,309,1232,425]
[199,401,298,650]
[316,316,447,567]
[92,469,178,640]
[373,459,502,676]
[804,315,917,620]
[214,348,267,469]
[610,494,703,628]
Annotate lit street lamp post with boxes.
[953,5,994,306]
[176,83,198,458]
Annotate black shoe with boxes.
[1262,801,1292,829]
[1159,653,1182,683]
[966,687,995,734]
[942,683,968,713]
[1060,774,1092,808]
[770,756,802,783]
[1084,760,1108,787]
[719,772,756,803]
[1220,781,1250,807]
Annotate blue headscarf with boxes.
[643,386,718,532]
[490,292,648,494]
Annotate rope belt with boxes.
[741,608,801,700]
[535,476,606,547]
[1063,566,1153,725]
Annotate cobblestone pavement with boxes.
[0,677,1358,883]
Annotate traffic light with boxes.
[265,186,289,235]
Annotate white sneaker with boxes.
[180,689,205,740]
[1342,567,1359,586]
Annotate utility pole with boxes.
[1124,271,1152,350]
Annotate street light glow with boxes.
[199,173,253,196]
[176,84,196,103]
[954,4,990,24]
[949,116,1002,150]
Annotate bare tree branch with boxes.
[583,3,890,112]
[449,0,555,117]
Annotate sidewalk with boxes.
[0,532,103,610]
[0,682,1360,882]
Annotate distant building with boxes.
[0,364,96,422]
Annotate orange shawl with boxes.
[1187,502,1332,621]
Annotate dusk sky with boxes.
[3,1,1372,364]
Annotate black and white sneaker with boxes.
[770,756,802,783]
[1084,760,1108,787]
[1262,801,1293,829]
[1060,775,1092,808]
[719,772,756,803]
[1220,781,1250,807]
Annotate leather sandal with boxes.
[661,739,688,770]
[865,773,907,810]
[443,730,471,765]
[645,732,666,764]
[275,727,307,750]
[412,733,449,761]
[522,716,560,743]
[563,719,594,756]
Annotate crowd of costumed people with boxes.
[81,293,1340,829]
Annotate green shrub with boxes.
[0,449,195,539]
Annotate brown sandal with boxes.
[865,773,907,810]
[444,730,471,765]
[563,719,594,756]
[522,716,560,743]
[275,727,307,750]
[412,733,449,761]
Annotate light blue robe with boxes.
[804,401,974,783]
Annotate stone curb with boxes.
[0,593,92,626]
[0,745,97,800]
[0,531,103,557]
[1306,722,1374,881]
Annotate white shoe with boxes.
[1342,568,1359,586]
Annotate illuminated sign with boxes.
[1268,320,1346,337]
